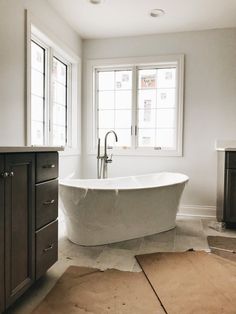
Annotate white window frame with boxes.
[88,55,184,157]
[26,12,81,156]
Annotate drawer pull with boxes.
[42,164,56,169]
[43,243,55,252]
[1,172,9,178]
[43,200,55,205]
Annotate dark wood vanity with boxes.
[217,150,236,227]
[0,147,61,313]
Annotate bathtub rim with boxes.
[59,172,189,192]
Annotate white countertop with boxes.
[215,140,236,151]
[217,147,236,151]
[0,146,64,153]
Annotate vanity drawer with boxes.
[226,152,236,169]
[36,220,58,280]
[36,152,58,183]
[36,180,58,230]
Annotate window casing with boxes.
[30,35,71,147]
[94,57,184,156]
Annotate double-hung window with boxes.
[30,32,71,147]
[94,56,184,156]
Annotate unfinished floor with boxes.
[7,216,236,314]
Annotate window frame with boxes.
[30,33,71,147]
[91,55,184,157]
[26,14,81,156]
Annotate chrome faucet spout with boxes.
[104,130,118,158]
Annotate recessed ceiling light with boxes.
[90,0,103,4]
[150,9,165,18]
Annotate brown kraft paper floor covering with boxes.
[207,236,236,263]
[136,250,236,314]
[33,266,165,314]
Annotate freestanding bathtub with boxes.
[59,172,188,246]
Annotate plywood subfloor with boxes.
[136,251,236,314]
[32,266,165,314]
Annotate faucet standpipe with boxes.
[97,131,118,179]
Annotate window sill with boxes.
[88,148,182,157]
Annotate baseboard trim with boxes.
[178,205,216,218]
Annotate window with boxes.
[94,56,184,156]
[30,33,71,147]
[97,69,132,147]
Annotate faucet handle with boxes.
[106,154,113,163]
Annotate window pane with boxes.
[31,95,44,122]
[96,69,132,147]
[31,41,44,73]
[156,129,175,148]
[53,104,66,126]
[115,90,132,109]
[53,81,66,106]
[156,109,175,128]
[31,40,45,145]
[115,71,132,90]
[52,57,67,146]
[115,110,131,128]
[138,109,156,128]
[138,69,156,89]
[115,129,131,147]
[138,89,156,109]
[53,58,67,85]
[53,125,66,146]
[98,91,114,110]
[31,121,44,145]
[137,66,178,150]
[31,69,44,97]
[98,110,115,129]
[157,68,176,88]
[138,129,155,147]
[98,71,114,91]
[157,88,176,108]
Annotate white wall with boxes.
[82,28,236,208]
[0,0,82,178]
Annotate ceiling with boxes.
[47,0,236,39]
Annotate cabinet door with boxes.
[225,169,236,223]
[0,155,4,312]
[5,154,35,308]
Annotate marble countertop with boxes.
[0,146,64,153]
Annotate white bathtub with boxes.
[59,172,188,246]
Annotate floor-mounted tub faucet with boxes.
[97,130,118,179]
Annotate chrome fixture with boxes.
[97,130,118,179]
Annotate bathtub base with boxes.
[66,222,176,246]
[60,172,188,246]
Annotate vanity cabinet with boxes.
[0,156,4,313]
[0,149,60,313]
[5,154,35,308]
[217,151,236,226]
